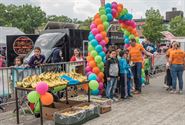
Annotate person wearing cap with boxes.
[169,42,185,94]
[128,38,153,94]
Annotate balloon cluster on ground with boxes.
[86,2,139,95]
[27,82,54,106]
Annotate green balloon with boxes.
[123,8,128,15]
[124,30,130,36]
[27,91,40,103]
[89,80,99,90]
[99,7,105,11]
[98,62,104,68]
[91,50,98,57]
[129,35,135,39]
[99,9,106,15]
[100,67,104,72]
[103,22,109,30]
[95,55,102,63]
[88,44,95,52]
[101,15,108,22]
[34,101,40,113]
[136,37,140,43]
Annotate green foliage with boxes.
[143,8,164,43]
[0,4,46,34]
[0,3,92,33]
[169,16,185,36]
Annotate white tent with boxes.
[0,26,25,47]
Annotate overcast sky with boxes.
[1,0,185,20]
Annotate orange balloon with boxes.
[93,67,100,75]
[118,4,123,9]
[97,24,104,32]
[105,37,109,44]
[87,56,94,62]
[94,13,100,19]
[115,13,119,18]
[98,72,104,79]
[41,92,53,106]
[94,18,102,25]
[82,84,89,91]
[127,26,133,32]
[101,31,107,38]
[89,60,96,68]
[117,7,123,13]
[121,23,126,29]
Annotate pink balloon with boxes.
[112,9,117,17]
[97,77,101,83]
[99,82,104,90]
[99,40,106,47]
[87,71,93,76]
[124,44,130,49]
[91,28,99,35]
[36,82,48,95]
[103,47,107,52]
[90,23,97,30]
[95,34,103,42]
[86,66,92,72]
[112,2,118,9]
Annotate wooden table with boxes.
[15,81,90,125]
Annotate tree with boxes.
[79,17,92,30]
[0,4,46,34]
[143,8,164,43]
[169,16,185,36]
[47,15,73,23]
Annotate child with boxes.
[144,55,150,85]
[119,50,132,99]
[28,47,45,67]
[105,50,119,100]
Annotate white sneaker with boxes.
[179,90,183,95]
[113,97,119,102]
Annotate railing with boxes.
[0,61,86,108]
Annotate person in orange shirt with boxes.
[169,42,185,94]
[128,38,153,94]
[165,42,175,90]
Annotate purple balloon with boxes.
[111,2,118,9]
[90,23,97,30]
[95,34,103,42]
[91,28,99,35]
[99,82,104,90]
[99,40,106,47]
[86,66,92,72]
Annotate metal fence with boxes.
[0,61,86,107]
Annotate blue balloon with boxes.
[90,39,98,47]
[125,38,130,44]
[105,3,111,8]
[91,89,99,95]
[125,13,133,20]
[120,15,126,20]
[95,45,103,53]
[99,51,106,59]
[88,73,97,81]
[105,8,112,14]
[107,13,113,22]
[88,33,95,41]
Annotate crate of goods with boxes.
[90,97,112,114]
[54,108,86,125]
[43,101,83,120]
[74,102,100,121]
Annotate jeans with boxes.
[120,73,128,98]
[106,77,117,99]
[131,62,142,92]
[170,64,184,90]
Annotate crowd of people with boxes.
[165,41,185,94]
[105,38,153,101]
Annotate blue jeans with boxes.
[106,77,117,99]
[170,64,184,90]
[131,62,142,92]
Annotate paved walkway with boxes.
[0,73,185,125]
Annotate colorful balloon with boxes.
[89,80,99,90]
[88,73,97,81]
[40,92,54,106]
[95,45,103,53]
[27,91,40,103]
[95,55,102,63]
[91,89,99,95]
[36,82,48,95]
[90,39,98,47]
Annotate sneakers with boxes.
[170,90,177,94]
[133,90,141,94]
[179,90,183,95]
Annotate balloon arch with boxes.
[86,2,139,95]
